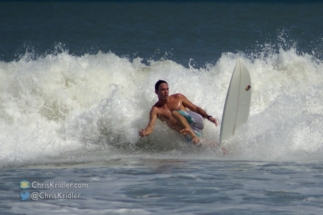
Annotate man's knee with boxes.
[171,110,186,121]
[171,110,180,117]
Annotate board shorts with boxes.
[178,110,204,143]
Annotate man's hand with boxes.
[208,116,218,126]
[139,129,146,137]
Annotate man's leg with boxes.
[171,111,200,144]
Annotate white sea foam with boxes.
[0,46,322,167]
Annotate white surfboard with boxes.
[220,58,251,145]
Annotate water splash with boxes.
[1,42,323,167]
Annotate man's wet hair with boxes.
[155,80,168,91]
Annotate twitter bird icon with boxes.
[20,192,29,201]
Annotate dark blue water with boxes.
[1,1,323,67]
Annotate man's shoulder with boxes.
[152,103,159,108]
[170,93,185,98]
[151,102,162,111]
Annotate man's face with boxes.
[156,83,169,100]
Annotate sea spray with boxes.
[1,45,323,167]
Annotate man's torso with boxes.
[153,94,186,131]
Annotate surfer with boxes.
[139,80,218,145]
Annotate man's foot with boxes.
[222,147,227,155]
[180,128,201,145]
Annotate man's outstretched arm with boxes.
[139,107,158,137]
[180,94,218,126]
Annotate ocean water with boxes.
[1,1,323,214]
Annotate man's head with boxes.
[155,80,168,91]
[155,80,169,100]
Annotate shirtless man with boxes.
[139,80,218,144]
